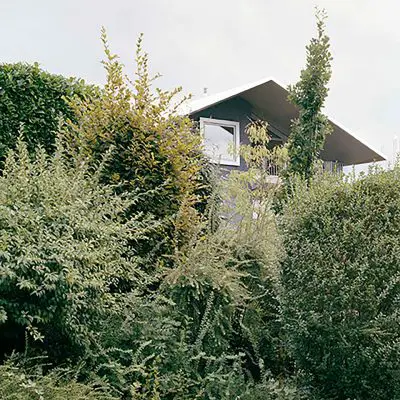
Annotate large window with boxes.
[200,117,240,166]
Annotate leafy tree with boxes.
[234,120,287,206]
[286,8,333,182]
[0,62,96,166]
[280,168,400,399]
[224,121,290,377]
[65,30,207,257]
[0,138,148,361]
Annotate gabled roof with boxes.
[186,77,386,165]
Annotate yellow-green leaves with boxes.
[65,31,206,254]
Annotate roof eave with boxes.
[185,77,387,165]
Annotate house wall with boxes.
[190,97,252,172]
[190,97,343,175]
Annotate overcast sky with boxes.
[0,0,397,165]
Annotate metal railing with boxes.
[267,163,280,176]
[322,160,344,174]
[267,160,344,177]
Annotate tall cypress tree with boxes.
[286,8,333,182]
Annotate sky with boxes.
[0,0,398,165]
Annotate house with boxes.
[186,77,385,173]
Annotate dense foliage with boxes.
[285,9,333,182]
[280,170,400,399]
[0,32,301,399]
[80,168,293,399]
[0,139,149,361]
[65,31,206,232]
[0,62,95,165]
[63,31,212,270]
[2,10,398,400]
[0,356,114,400]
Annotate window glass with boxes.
[204,124,234,161]
[200,118,240,166]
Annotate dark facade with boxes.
[190,97,252,172]
[190,97,344,174]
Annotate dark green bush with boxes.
[92,292,250,399]
[81,174,287,399]
[281,170,400,399]
[0,62,95,164]
[0,356,114,400]
[0,138,148,361]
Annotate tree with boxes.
[0,62,96,166]
[232,120,287,211]
[286,8,333,182]
[65,30,208,258]
[217,121,290,377]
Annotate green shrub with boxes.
[281,170,400,399]
[87,217,250,398]
[93,294,250,399]
[0,62,96,165]
[65,31,205,235]
[0,138,147,361]
[0,356,114,400]
[81,172,285,398]
[62,31,212,272]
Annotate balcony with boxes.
[266,160,344,177]
[322,160,344,174]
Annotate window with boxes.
[200,117,240,166]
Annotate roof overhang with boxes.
[186,78,385,165]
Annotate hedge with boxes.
[280,170,400,399]
[0,62,96,165]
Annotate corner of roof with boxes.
[328,116,387,162]
[185,76,286,115]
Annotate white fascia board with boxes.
[186,76,279,115]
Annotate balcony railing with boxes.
[321,160,344,174]
[267,160,344,177]
[267,163,280,176]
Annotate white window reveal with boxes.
[200,117,240,166]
